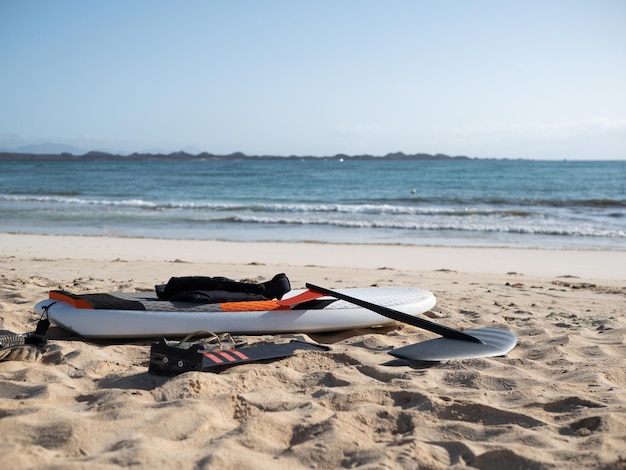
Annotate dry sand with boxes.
[1,234,625,469]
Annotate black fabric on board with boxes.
[155,273,291,303]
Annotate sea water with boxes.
[1,159,624,249]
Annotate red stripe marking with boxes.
[217,351,237,362]
[203,352,224,363]
[227,349,249,360]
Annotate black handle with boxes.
[306,283,484,344]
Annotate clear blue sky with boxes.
[1,0,625,159]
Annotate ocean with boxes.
[1,158,624,250]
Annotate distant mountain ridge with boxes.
[4,143,86,155]
[0,150,471,161]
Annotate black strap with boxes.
[35,303,53,336]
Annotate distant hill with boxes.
[1,143,86,155]
[0,151,472,162]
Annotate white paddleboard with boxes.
[34,287,436,339]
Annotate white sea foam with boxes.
[1,159,624,248]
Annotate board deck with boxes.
[34,287,436,338]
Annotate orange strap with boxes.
[220,290,325,312]
[277,290,324,307]
[219,299,289,312]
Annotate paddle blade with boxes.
[389,327,517,361]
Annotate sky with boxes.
[1,0,625,159]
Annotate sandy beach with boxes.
[1,233,625,469]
